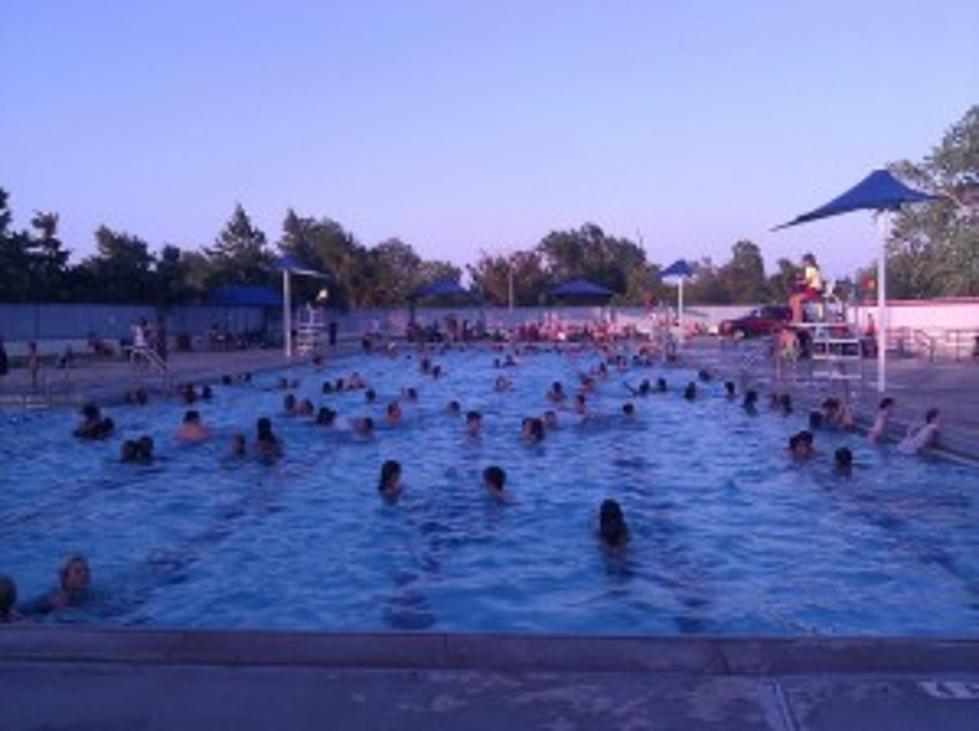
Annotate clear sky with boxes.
[2,1,976,282]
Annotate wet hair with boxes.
[683,383,697,401]
[926,408,940,424]
[121,439,139,462]
[447,400,461,414]
[137,435,154,461]
[798,430,814,446]
[808,411,824,430]
[230,432,246,455]
[284,394,297,411]
[835,447,853,469]
[724,381,736,397]
[221,374,233,386]
[322,381,334,394]
[779,393,793,414]
[183,410,201,424]
[59,554,90,590]
[551,381,563,393]
[0,575,16,616]
[483,465,506,491]
[697,369,712,382]
[599,499,628,547]
[622,403,635,416]
[466,410,482,423]
[529,418,545,441]
[316,407,337,426]
[656,378,667,392]
[81,402,101,421]
[361,417,375,433]
[365,388,376,403]
[378,459,401,492]
[98,418,115,437]
[387,402,401,418]
[406,387,418,400]
[201,385,213,400]
[879,397,894,410]
[822,397,840,413]
[788,433,800,451]
[256,417,275,442]
[743,390,758,407]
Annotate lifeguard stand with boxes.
[797,284,863,385]
[294,305,327,357]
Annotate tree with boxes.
[80,226,157,302]
[766,257,798,304]
[153,244,199,306]
[881,105,979,297]
[720,240,768,304]
[536,223,646,295]
[468,249,549,306]
[205,204,272,288]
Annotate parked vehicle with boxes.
[719,306,792,338]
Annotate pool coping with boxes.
[2,627,978,676]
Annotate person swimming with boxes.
[352,416,375,437]
[201,385,213,400]
[316,407,337,426]
[465,410,483,437]
[386,401,403,425]
[779,393,793,416]
[808,410,824,430]
[229,432,247,457]
[867,397,895,443]
[365,388,377,404]
[724,381,736,399]
[483,465,506,500]
[378,459,402,500]
[136,435,154,462]
[446,400,461,416]
[254,417,282,459]
[176,410,211,443]
[297,399,315,417]
[322,381,334,395]
[622,402,636,418]
[494,375,511,392]
[283,393,298,416]
[742,390,758,413]
[121,439,140,463]
[599,499,629,549]
[834,447,853,475]
[24,554,91,616]
[0,575,20,623]
[683,382,697,401]
[547,381,565,403]
[697,369,712,382]
[74,402,103,439]
[543,410,558,429]
[656,377,667,393]
[788,430,814,459]
[899,408,941,454]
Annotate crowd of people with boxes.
[0,337,947,626]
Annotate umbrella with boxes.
[549,279,615,299]
[660,259,695,331]
[271,254,330,358]
[775,169,939,392]
[409,279,469,299]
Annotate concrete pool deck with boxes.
[2,629,978,730]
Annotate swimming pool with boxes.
[1,346,976,635]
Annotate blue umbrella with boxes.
[775,169,939,391]
[549,279,615,298]
[660,259,696,330]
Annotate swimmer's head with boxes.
[683,383,697,400]
[835,447,853,471]
[316,407,337,426]
[622,403,635,417]
[378,459,402,493]
[743,390,758,407]
[724,381,736,397]
[81,402,100,422]
[283,394,297,411]
[483,465,506,493]
[808,411,824,430]
[779,394,793,414]
[59,554,91,594]
[230,432,246,455]
[256,417,274,440]
[137,435,154,460]
[0,575,16,617]
[365,388,376,403]
[121,439,139,462]
[386,402,402,421]
[879,397,894,411]
[447,400,461,415]
[926,408,940,424]
[183,410,201,424]
[466,410,482,434]
[599,499,628,548]
[656,378,667,392]
[543,410,558,428]
[322,381,334,394]
[298,399,314,416]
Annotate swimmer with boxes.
[622,402,636,418]
[322,381,334,395]
[221,374,233,386]
[402,386,419,402]
[254,417,282,458]
[867,397,895,444]
[297,399,315,417]
[136,435,154,462]
[834,447,853,475]
[655,377,667,393]
[724,381,736,399]
[201,385,213,400]
[74,402,103,439]
[494,375,511,392]
[899,408,941,454]
[543,410,559,429]
[573,393,588,417]
[698,369,712,382]
[378,459,402,500]
[742,390,758,413]
[465,410,483,437]
[365,388,377,404]
[283,393,297,416]
[230,432,247,457]
[0,575,20,623]
[683,382,697,401]
[446,400,461,416]
[779,393,793,416]
[789,430,814,459]
[808,411,824,430]
[483,465,506,500]
[386,401,403,425]
[352,416,375,437]
[120,439,139,463]
[547,381,565,403]
[176,410,211,443]
[432,364,442,378]
[181,383,198,404]
[625,380,651,397]
[599,499,629,550]
[315,407,337,426]
[25,554,91,615]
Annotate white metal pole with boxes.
[678,278,684,335]
[876,212,889,393]
[283,270,293,358]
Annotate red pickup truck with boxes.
[719,306,792,338]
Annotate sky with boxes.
[2,1,976,282]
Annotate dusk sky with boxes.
[2,1,976,282]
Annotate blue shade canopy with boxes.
[409,279,469,299]
[549,278,615,297]
[660,259,695,278]
[774,169,939,230]
[207,285,281,307]
[271,254,331,279]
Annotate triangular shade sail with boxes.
[774,169,938,229]
[660,259,695,278]
[272,254,331,280]
[409,279,469,299]
[549,279,615,298]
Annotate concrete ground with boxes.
[1,629,978,730]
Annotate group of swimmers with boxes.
[0,554,92,624]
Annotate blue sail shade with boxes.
[271,254,331,279]
[660,259,695,278]
[409,279,469,299]
[774,169,939,229]
[207,285,281,307]
[549,279,615,298]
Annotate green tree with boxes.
[206,204,272,287]
[536,223,646,295]
[882,105,979,297]
[720,240,767,303]
[468,249,549,306]
[80,226,157,302]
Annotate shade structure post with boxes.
[283,270,293,358]
[678,278,684,335]
[876,211,890,393]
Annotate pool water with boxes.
[1,346,977,635]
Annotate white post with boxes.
[283,270,293,358]
[678,278,685,336]
[876,212,889,393]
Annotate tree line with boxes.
[1,106,973,308]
